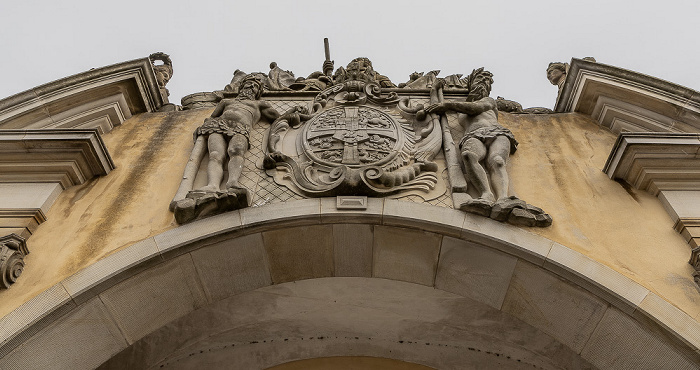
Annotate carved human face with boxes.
[239,79,262,99]
[547,67,565,85]
[466,79,492,102]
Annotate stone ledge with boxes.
[557,58,700,133]
[0,57,164,133]
[0,129,115,189]
[603,132,700,195]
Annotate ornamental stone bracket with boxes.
[556,58,700,134]
[0,54,170,133]
[605,132,700,285]
[0,129,114,288]
[0,234,27,289]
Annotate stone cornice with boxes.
[0,129,115,189]
[556,58,700,133]
[0,58,164,133]
[603,132,700,195]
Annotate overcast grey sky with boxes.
[1,0,698,109]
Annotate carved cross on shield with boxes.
[305,106,397,166]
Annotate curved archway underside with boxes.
[101,278,593,369]
[0,199,698,369]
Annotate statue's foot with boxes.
[225,181,246,192]
[198,185,220,193]
[461,198,494,217]
[490,196,526,221]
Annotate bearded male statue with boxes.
[195,73,279,193]
[170,73,280,224]
[425,68,551,226]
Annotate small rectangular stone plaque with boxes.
[336,196,367,210]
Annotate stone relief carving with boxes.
[0,234,28,289]
[171,73,280,224]
[149,52,173,99]
[691,247,700,287]
[262,58,442,198]
[548,57,595,106]
[333,57,397,88]
[496,97,554,114]
[171,48,552,227]
[425,69,552,227]
[399,70,441,89]
[546,62,568,89]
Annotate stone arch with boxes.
[0,198,698,369]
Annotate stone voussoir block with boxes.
[61,237,165,306]
[154,210,243,258]
[262,224,333,284]
[435,236,518,309]
[382,199,465,238]
[543,242,649,315]
[372,225,442,286]
[461,214,553,266]
[0,284,76,358]
[240,199,321,232]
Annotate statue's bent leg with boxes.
[486,136,511,202]
[461,138,493,202]
[225,134,248,190]
[201,133,227,192]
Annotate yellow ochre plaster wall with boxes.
[1,109,698,324]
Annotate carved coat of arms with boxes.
[263,75,442,197]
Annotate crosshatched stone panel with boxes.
[262,225,334,283]
[581,306,698,370]
[333,224,373,277]
[98,255,207,343]
[435,237,518,309]
[0,297,126,370]
[373,226,442,286]
[190,233,272,302]
[501,260,608,353]
[244,100,310,208]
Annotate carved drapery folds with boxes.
[171,56,551,228]
[0,234,28,289]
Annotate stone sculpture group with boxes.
[170,43,552,227]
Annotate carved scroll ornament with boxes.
[0,234,28,289]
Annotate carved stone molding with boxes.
[0,209,46,239]
[556,58,700,133]
[0,56,166,133]
[603,132,700,196]
[0,129,115,189]
[674,218,700,286]
[0,234,27,289]
[606,134,700,285]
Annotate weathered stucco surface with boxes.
[503,112,700,319]
[1,109,698,323]
[0,109,209,317]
